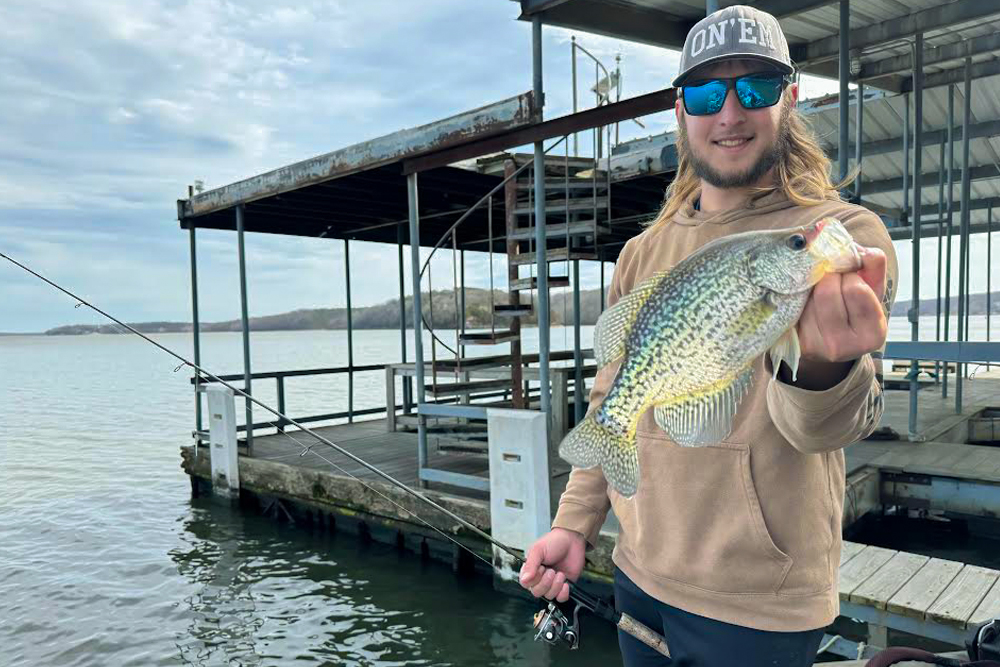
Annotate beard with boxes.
[679,101,792,189]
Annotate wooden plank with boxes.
[839,545,896,597]
[926,565,999,629]
[840,540,867,567]
[969,577,1000,628]
[850,551,929,609]
[887,557,964,619]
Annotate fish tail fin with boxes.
[559,413,639,498]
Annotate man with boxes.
[519,5,898,666]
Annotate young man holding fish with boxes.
[520,5,898,666]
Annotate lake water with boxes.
[1,316,995,666]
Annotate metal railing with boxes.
[192,364,388,438]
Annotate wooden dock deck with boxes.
[839,541,1000,646]
[845,370,1000,477]
[182,367,1000,658]
[250,419,491,498]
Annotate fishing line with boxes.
[1,249,674,657]
[0,250,521,566]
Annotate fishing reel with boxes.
[533,601,583,650]
[967,616,1000,662]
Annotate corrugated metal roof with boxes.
[515,0,1000,92]
[610,76,1000,228]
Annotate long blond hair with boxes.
[648,95,856,228]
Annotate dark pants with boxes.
[614,568,825,667]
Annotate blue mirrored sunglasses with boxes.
[681,73,792,116]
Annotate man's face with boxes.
[676,59,798,189]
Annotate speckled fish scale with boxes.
[558,218,861,498]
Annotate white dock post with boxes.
[206,385,240,499]
[487,408,552,586]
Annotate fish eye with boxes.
[787,234,807,251]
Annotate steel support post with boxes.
[236,204,253,454]
[839,0,850,185]
[504,159,525,409]
[573,259,583,423]
[944,84,955,397]
[397,224,411,413]
[532,16,551,419]
[956,58,972,412]
[855,81,864,203]
[989,203,994,346]
[600,258,606,312]
[345,239,354,423]
[407,173,428,485]
[460,249,466,339]
[571,37,578,157]
[189,225,202,444]
[908,34,923,438]
[936,137,945,383]
[903,94,910,225]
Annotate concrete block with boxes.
[207,385,239,499]
[487,408,552,584]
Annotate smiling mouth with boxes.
[714,137,753,148]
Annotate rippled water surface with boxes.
[0,328,627,667]
[2,318,994,666]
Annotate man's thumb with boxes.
[857,246,887,299]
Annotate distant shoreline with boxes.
[7,287,999,337]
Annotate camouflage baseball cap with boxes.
[672,5,793,87]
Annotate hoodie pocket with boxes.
[619,432,793,595]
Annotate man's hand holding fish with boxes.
[783,244,890,390]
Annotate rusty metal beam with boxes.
[403,88,677,175]
[181,92,538,219]
[790,0,1000,66]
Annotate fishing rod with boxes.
[0,250,670,658]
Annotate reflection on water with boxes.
[1,331,621,667]
[168,500,622,667]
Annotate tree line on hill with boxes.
[42,287,1000,335]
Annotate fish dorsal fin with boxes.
[653,365,755,447]
[593,271,669,368]
[769,326,801,382]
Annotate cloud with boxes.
[1,0,975,335]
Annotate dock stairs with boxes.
[420,152,609,449]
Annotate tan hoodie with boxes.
[552,189,899,632]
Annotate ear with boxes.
[675,96,684,121]
[787,80,799,105]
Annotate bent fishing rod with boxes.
[0,250,669,658]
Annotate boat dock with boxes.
[176,0,1000,660]
[182,366,1000,660]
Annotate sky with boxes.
[0,1,996,333]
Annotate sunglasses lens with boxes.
[735,74,783,109]
[683,80,728,116]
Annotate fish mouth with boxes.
[806,218,862,282]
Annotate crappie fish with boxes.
[559,217,862,498]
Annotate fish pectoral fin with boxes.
[558,412,640,498]
[593,271,669,368]
[653,366,755,447]
[768,327,801,382]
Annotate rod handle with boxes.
[618,612,671,657]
